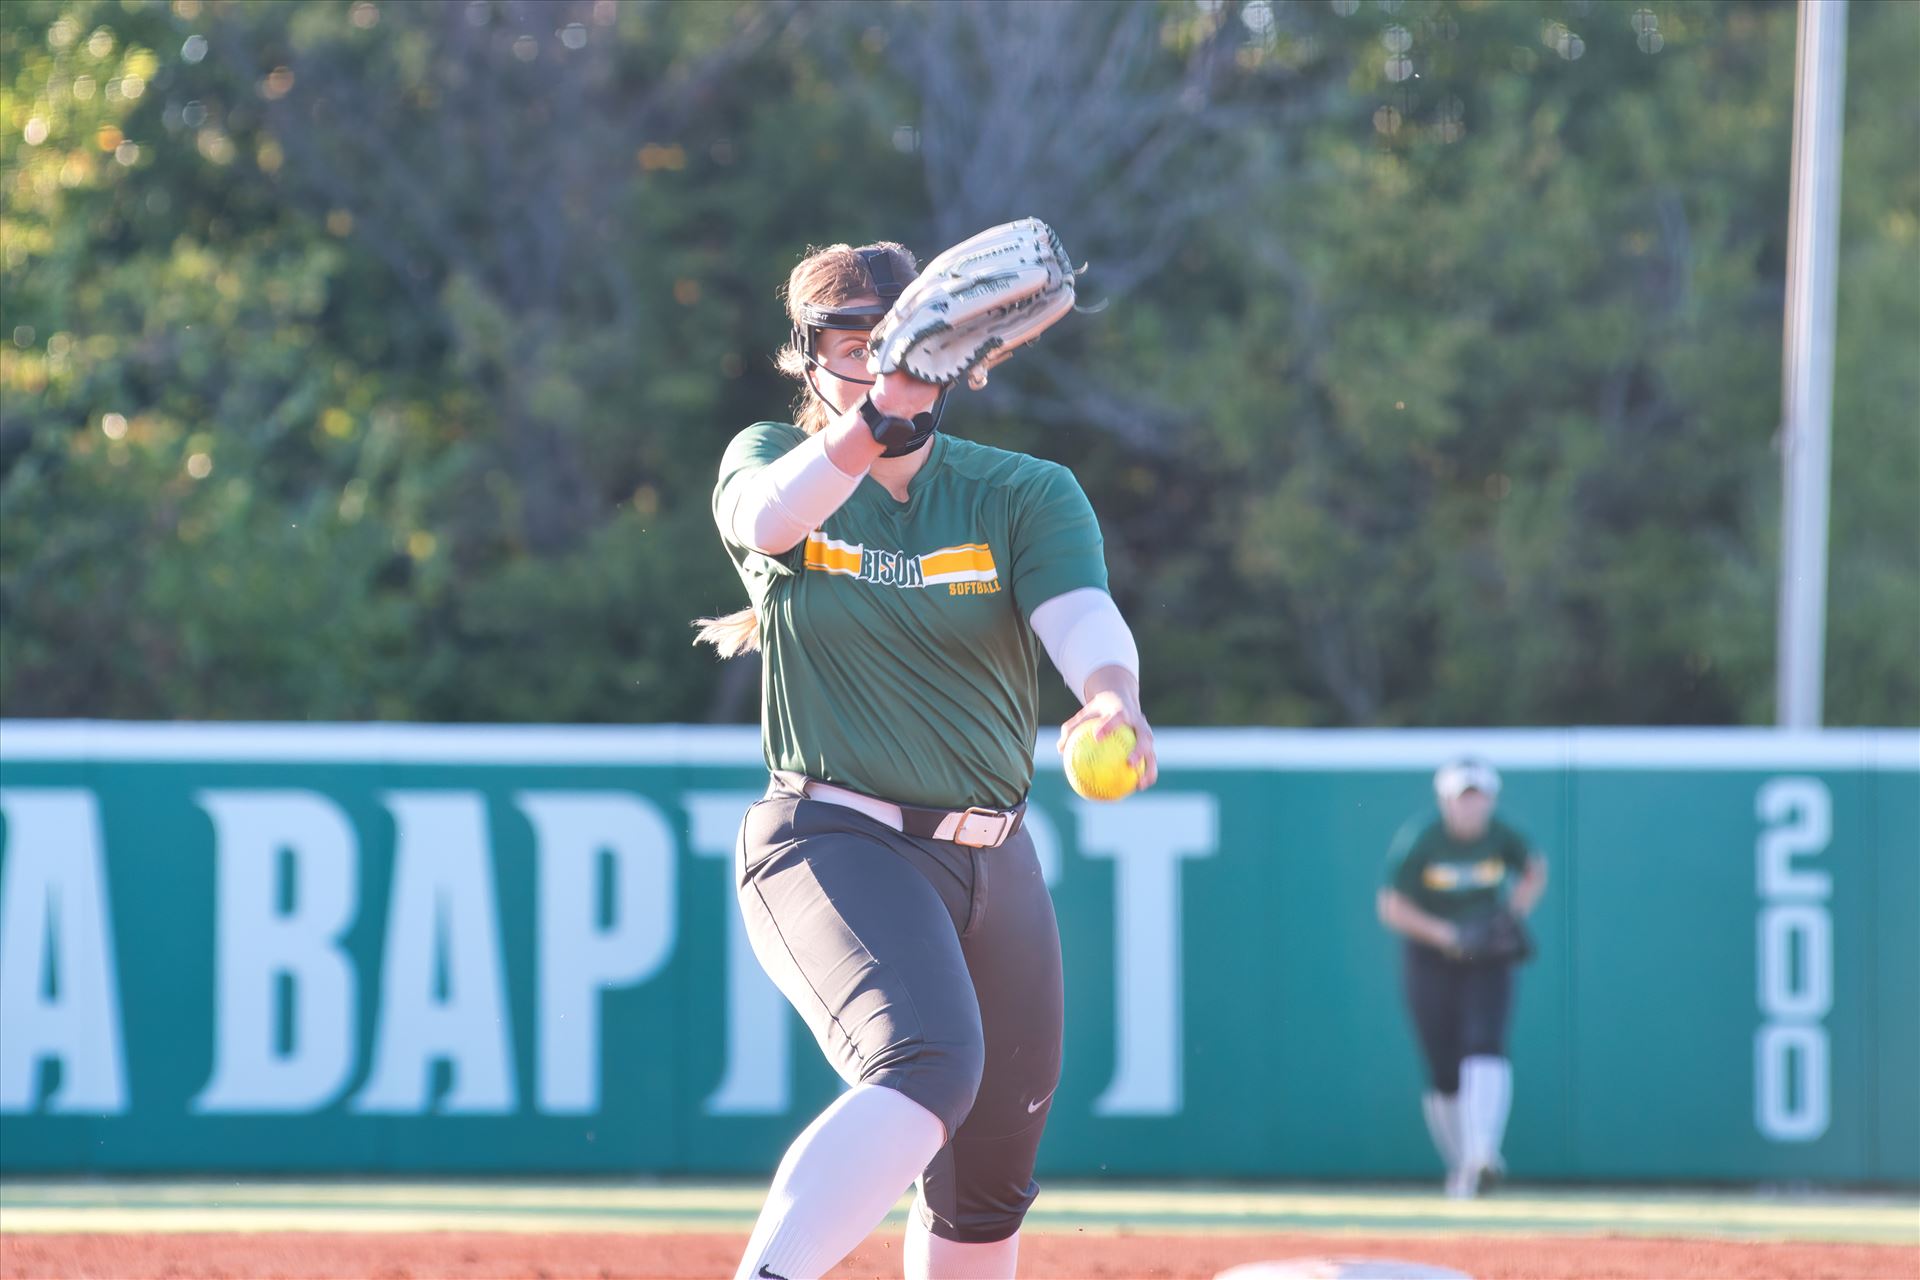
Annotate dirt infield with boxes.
[5,1231,1919,1280]
[6,1182,1915,1279]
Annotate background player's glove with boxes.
[869,218,1077,391]
[1450,909,1534,964]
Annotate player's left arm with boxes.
[1031,588,1155,788]
[1013,464,1157,788]
[1508,840,1548,919]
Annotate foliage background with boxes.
[2,0,1914,727]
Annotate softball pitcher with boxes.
[695,225,1153,1280]
[1377,758,1547,1198]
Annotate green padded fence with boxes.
[1,723,1913,1182]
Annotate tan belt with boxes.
[800,777,1026,850]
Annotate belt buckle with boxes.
[953,806,1010,849]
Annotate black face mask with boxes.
[878,414,938,458]
[800,359,945,456]
[791,248,947,456]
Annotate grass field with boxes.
[3,1179,1916,1278]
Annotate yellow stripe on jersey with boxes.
[920,542,998,585]
[1422,857,1506,892]
[803,534,863,575]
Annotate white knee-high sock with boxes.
[1459,1055,1512,1172]
[905,1197,1020,1280]
[1421,1090,1462,1173]
[734,1084,946,1280]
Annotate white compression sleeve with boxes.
[734,1083,946,1280]
[721,431,868,555]
[1460,1055,1512,1172]
[1028,587,1140,701]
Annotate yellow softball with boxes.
[1064,723,1143,802]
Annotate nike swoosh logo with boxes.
[1026,1090,1056,1114]
[758,1268,789,1280]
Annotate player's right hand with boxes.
[1057,687,1158,791]
[870,369,940,420]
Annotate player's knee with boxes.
[922,1034,988,1132]
[922,1195,1032,1245]
[918,1144,1042,1244]
[862,1033,986,1136]
[1460,1028,1507,1060]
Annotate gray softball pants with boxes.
[735,775,1065,1244]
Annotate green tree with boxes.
[3,0,1914,728]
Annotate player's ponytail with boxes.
[691,608,761,657]
[695,241,919,659]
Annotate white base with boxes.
[1215,1260,1472,1280]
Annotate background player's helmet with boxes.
[1434,758,1501,802]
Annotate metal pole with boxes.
[1776,0,1849,729]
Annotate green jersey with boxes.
[713,423,1109,810]
[1383,816,1532,923]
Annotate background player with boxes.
[696,236,1155,1279]
[1377,758,1548,1198]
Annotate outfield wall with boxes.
[1,722,1914,1182]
